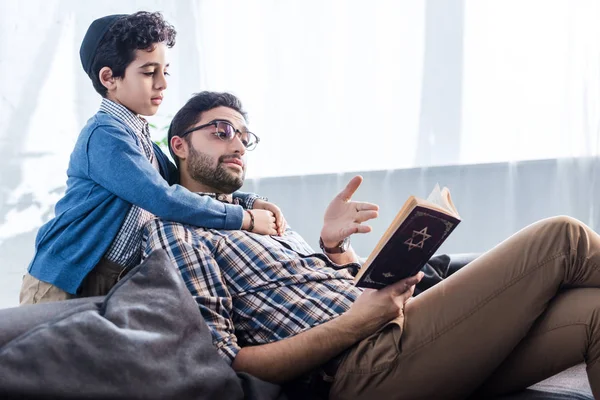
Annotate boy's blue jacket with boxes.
[28,111,250,294]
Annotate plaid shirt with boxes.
[142,202,363,364]
[100,99,159,269]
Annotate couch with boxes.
[0,251,592,399]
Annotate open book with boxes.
[354,185,461,289]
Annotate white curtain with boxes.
[193,0,600,178]
[1,0,600,308]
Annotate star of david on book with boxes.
[354,185,461,289]
[404,227,432,251]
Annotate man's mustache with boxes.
[218,154,244,167]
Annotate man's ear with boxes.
[170,136,188,162]
[99,67,118,91]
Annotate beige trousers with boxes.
[19,257,125,305]
[331,216,600,400]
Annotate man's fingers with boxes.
[355,210,378,223]
[400,286,416,301]
[355,202,379,212]
[387,271,424,296]
[340,223,372,238]
[336,175,363,202]
[355,224,372,234]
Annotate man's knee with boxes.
[534,216,590,247]
[539,215,584,231]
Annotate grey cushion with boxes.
[0,250,285,400]
[498,364,592,399]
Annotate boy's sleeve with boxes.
[143,220,241,364]
[232,191,268,210]
[86,124,243,230]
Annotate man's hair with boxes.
[89,11,176,96]
[167,91,248,166]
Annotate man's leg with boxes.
[330,216,600,400]
[19,274,71,305]
[472,288,600,398]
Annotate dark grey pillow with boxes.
[0,250,284,400]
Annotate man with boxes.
[143,91,600,400]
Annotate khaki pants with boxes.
[19,257,126,305]
[331,216,600,400]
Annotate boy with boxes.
[20,12,284,304]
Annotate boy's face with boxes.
[107,42,169,116]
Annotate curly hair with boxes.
[168,91,248,166]
[89,11,176,96]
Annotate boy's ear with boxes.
[170,136,188,162]
[99,67,118,91]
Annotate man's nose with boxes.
[231,134,246,155]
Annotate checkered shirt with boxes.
[142,205,363,364]
[101,98,159,269]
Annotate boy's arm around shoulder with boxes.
[232,191,265,209]
[85,124,243,229]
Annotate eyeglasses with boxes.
[179,120,260,151]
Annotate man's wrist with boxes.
[334,312,369,343]
[319,236,350,254]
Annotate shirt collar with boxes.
[99,98,148,136]
[196,192,239,205]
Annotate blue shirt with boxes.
[100,98,161,269]
[28,110,256,294]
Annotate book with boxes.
[354,184,461,289]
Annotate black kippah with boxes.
[79,14,127,76]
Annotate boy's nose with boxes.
[155,72,168,90]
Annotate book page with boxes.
[425,184,459,217]
[426,184,443,205]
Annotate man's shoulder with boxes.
[143,218,190,235]
[142,218,227,243]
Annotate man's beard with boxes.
[187,145,245,194]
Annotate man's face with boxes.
[185,106,248,193]
[110,42,169,116]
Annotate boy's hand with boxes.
[253,199,287,235]
[242,209,278,236]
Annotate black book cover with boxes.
[355,206,460,289]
